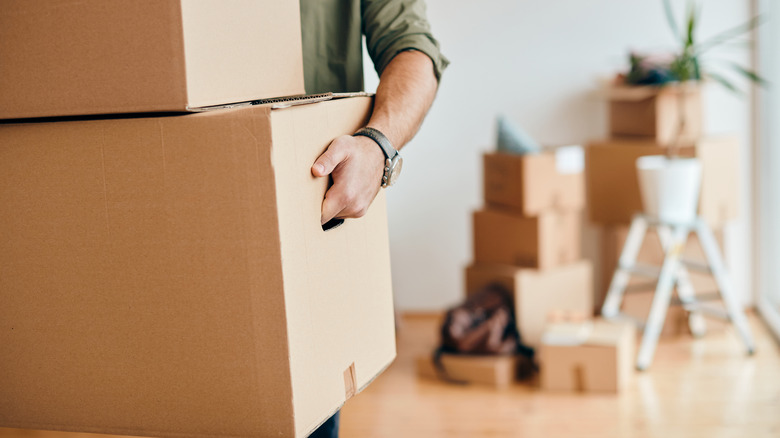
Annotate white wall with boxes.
[363,0,754,311]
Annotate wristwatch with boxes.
[353,127,403,188]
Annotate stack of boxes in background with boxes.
[0,2,395,438]
[418,144,595,387]
[470,146,594,347]
[586,84,738,334]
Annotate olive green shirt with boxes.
[299,0,449,94]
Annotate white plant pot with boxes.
[636,155,702,224]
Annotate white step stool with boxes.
[601,214,756,370]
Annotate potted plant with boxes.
[621,0,766,224]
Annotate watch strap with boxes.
[353,127,396,159]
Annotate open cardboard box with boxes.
[465,261,594,347]
[0,0,305,119]
[585,136,739,228]
[0,96,395,438]
[539,319,636,393]
[608,84,702,146]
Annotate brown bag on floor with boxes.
[440,283,519,354]
[434,283,535,383]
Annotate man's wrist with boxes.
[353,127,403,187]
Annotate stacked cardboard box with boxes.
[588,84,737,328]
[0,3,394,438]
[470,147,594,348]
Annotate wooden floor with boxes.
[340,313,780,438]
[1,313,778,438]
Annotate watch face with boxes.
[388,155,403,186]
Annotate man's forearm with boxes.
[366,50,439,150]
[311,49,439,224]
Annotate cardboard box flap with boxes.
[541,320,631,347]
[541,322,593,346]
[551,145,584,174]
[606,85,659,101]
[587,321,633,347]
[192,92,374,112]
[606,83,700,101]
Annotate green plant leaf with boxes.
[730,63,769,86]
[663,0,681,41]
[695,14,766,54]
[686,1,696,48]
[707,72,741,94]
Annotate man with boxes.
[300,0,448,436]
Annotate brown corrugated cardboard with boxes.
[465,261,594,347]
[539,320,635,393]
[473,209,581,269]
[483,149,584,215]
[608,84,702,146]
[415,354,521,388]
[0,97,394,438]
[0,0,304,119]
[598,226,728,335]
[585,136,739,227]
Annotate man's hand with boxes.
[311,50,438,226]
[312,134,385,225]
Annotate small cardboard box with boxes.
[415,354,521,388]
[0,97,394,438]
[586,136,739,227]
[598,226,729,335]
[465,261,594,347]
[483,147,585,215]
[608,84,702,146]
[539,320,636,393]
[473,209,581,269]
[0,0,305,119]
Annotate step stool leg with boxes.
[656,227,707,337]
[677,267,708,338]
[695,220,756,354]
[602,215,648,319]
[637,225,687,371]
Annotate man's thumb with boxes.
[312,143,348,177]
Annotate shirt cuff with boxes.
[373,34,450,83]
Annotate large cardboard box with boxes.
[608,84,702,146]
[539,320,636,393]
[0,0,305,119]
[473,209,581,269]
[415,354,522,388]
[0,97,395,438]
[483,148,585,215]
[598,226,728,335]
[585,137,739,227]
[465,261,594,347]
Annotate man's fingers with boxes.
[321,183,369,225]
[312,138,350,177]
[321,187,346,225]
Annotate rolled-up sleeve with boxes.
[361,0,450,82]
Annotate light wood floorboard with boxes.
[340,313,780,438]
